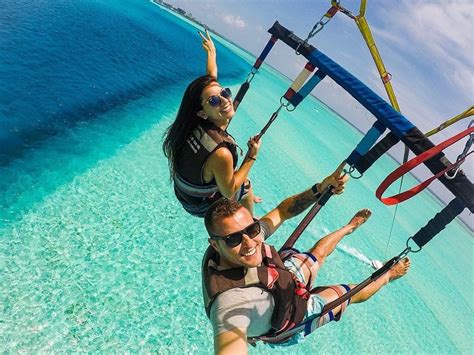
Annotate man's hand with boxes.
[261,162,349,236]
[319,161,348,195]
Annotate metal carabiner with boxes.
[445,122,473,179]
[396,246,412,260]
[444,167,461,180]
[405,237,422,253]
[279,96,296,111]
[344,165,363,179]
[246,71,256,84]
[286,103,297,112]
[279,96,290,107]
[295,39,309,56]
[309,22,325,38]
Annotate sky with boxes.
[165,0,473,226]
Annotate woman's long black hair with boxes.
[162,75,217,176]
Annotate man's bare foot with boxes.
[388,257,410,282]
[253,195,263,203]
[347,208,371,233]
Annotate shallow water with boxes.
[0,1,472,353]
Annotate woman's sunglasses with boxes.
[205,87,232,107]
[210,219,261,248]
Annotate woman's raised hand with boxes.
[198,28,216,57]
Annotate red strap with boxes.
[326,5,339,18]
[376,126,474,205]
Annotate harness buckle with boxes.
[294,280,310,300]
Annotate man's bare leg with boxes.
[316,258,411,317]
[310,209,372,266]
[350,257,411,303]
[295,209,372,286]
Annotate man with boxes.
[202,165,410,354]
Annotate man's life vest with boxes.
[202,243,309,340]
[173,120,239,216]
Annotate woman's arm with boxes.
[207,149,255,198]
[206,136,261,198]
[199,29,217,78]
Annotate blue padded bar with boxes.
[308,50,414,137]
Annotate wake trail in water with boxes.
[337,243,379,268]
[305,226,382,269]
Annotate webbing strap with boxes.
[254,35,278,70]
[326,4,339,18]
[412,197,464,248]
[279,188,334,253]
[355,108,474,173]
[173,174,219,197]
[233,81,249,111]
[289,70,326,108]
[256,107,283,140]
[257,64,319,139]
[376,127,474,205]
[354,132,400,173]
[346,121,386,166]
[233,36,278,111]
[284,62,316,101]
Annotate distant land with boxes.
[153,0,215,33]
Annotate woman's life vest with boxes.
[173,120,239,216]
[202,243,309,340]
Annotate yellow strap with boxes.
[335,1,472,139]
[359,0,367,17]
[425,106,474,137]
[337,2,474,143]
[334,1,401,112]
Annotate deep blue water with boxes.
[0,0,250,224]
[0,0,247,165]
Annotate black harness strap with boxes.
[412,197,465,248]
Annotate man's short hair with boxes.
[204,197,243,235]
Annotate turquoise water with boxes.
[1,1,472,353]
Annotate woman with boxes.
[163,30,261,217]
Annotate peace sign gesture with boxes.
[198,28,218,77]
[198,28,216,57]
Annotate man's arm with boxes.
[214,328,248,355]
[261,162,348,235]
[199,29,217,78]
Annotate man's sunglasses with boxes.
[210,219,261,248]
[205,87,232,107]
